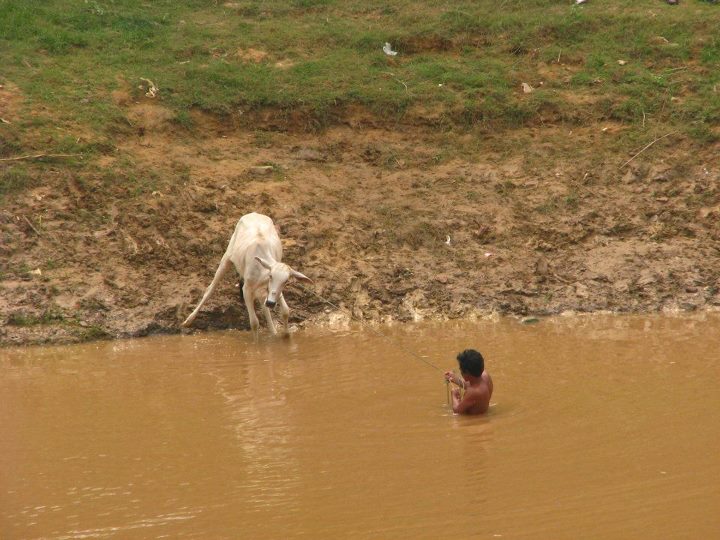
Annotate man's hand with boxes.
[445,370,464,388]
[451,387,461,400]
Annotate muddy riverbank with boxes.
[1,101,719,346]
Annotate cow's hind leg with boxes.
[182,258,232,327]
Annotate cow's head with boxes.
[255,256,312,308]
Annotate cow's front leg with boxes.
[243,283,260,342]
[278,293,290,335]
[262,298,277,335]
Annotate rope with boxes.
[294,280,465,408]
[295,283,446,374]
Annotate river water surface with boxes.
[1,314,719,539]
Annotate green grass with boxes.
[75,324,111,342]
[7,308,65,326]
[0,0,718,148]
[0,165,33,199]
[6,307,112,341]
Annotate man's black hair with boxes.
[457,349,484,377]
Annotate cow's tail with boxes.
[182,223,239,327]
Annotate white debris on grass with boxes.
[382,42,398,56]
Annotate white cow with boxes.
[182,212,311,339]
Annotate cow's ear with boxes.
[255,256,272,270]
[291,269,313,284]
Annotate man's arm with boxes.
[451,387,479,415]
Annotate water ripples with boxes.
[2,314,719,538]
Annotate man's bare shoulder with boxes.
[481,371,493,395]
[467,384,489,398]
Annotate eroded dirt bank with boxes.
[1,102,719,346]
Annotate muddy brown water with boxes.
[1,314,719,539]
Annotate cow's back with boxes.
[229,213,282,275]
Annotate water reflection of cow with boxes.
[182,212,312,340]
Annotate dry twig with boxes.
[0,153,81,162]
[619,131,677,169]
[381,71,410,94]
[22,216,41,236]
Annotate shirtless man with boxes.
[444,349,493,415]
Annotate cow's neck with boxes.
[251,241,278,264]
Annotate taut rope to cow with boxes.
[297,283,444,373]
[295,282,458,405]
